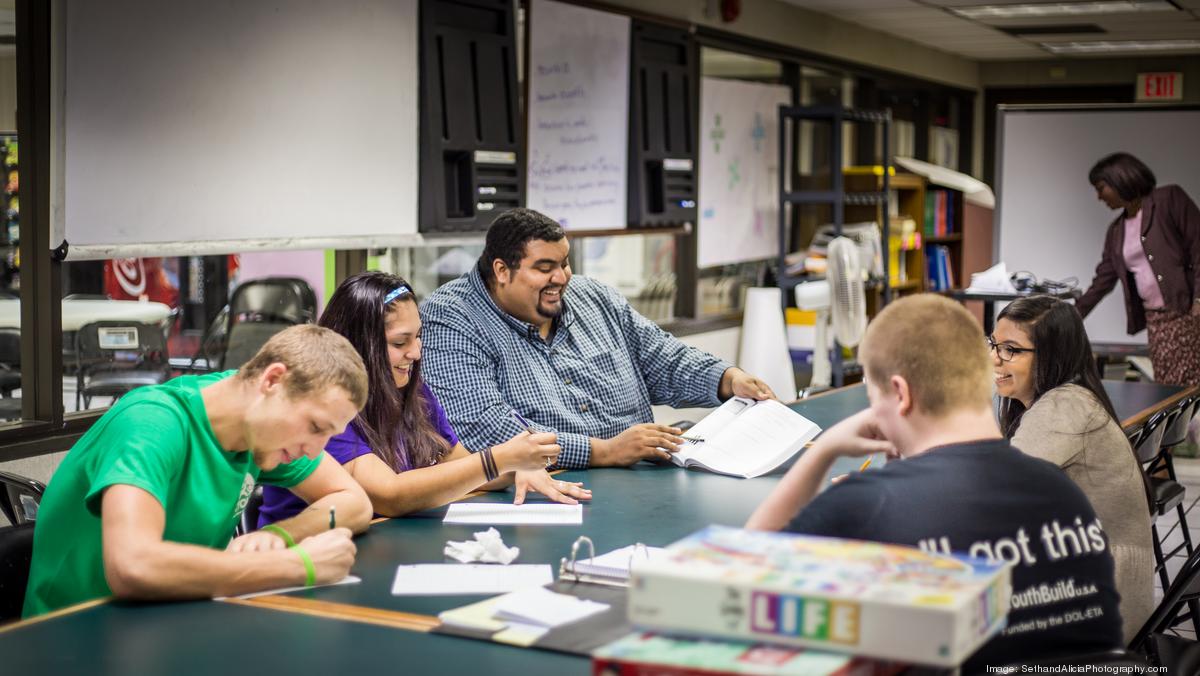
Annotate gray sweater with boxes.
[1011,383,1154,642]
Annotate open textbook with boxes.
[670,398,822,478]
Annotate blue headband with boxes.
[383,284,413,306]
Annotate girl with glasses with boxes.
[994,295,1151,642]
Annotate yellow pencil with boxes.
[858,456,873,472]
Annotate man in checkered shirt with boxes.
[420,208,777,469]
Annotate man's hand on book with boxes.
[591,424,685,466]
[718,367,779,402]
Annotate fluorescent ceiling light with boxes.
[1040,38,1200,53]
[951,1,1175,20]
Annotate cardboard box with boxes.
[628,526,1011,667]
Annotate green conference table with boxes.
[2,379,1194,675]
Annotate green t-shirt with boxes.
[22,371,321,617]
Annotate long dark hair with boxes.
[996,296,1151,509]
[319,271,450,471]
[997,295,1120,437]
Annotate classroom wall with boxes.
[606,0,980,91]
[981,55,1200,103]
[604,0,983,177]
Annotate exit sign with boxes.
[1137,72,1183,101]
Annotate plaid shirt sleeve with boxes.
[608,284,729,408]
[419,288,595,468]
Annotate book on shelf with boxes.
[628,526,1012,667]
[925,245,954,292]
[923,189,958,238]
[592,632,905,676]
[670,398,822,479]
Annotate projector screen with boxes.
[996,105,1200,344]
[54,0,419,259]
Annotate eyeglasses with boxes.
[987,336,1034,362]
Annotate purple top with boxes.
[258,382,460,527]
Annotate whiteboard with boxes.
[996,106,1200,344]
[55,0,419,259]
[525,0,630,231]
[698,78,790,268]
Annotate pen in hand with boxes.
[329,506,336,530]
[510,410,536,434]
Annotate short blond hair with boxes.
[859,294,991,416]
[238,324,368,409]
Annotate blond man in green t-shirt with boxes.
[23,324,374,617]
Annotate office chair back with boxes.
[0,328,21,420]
[74,320,172,409]
[0,522,35,622]
[218,278,317,370]
[0,470,44,526]
[229,277,316,327]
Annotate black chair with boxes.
[0,470,44,526]
[1160,397,1200,473]
[0,328,20,421]
[236,485,264,537]
[1131,544,1200,671]
[74,320,172,410]
[194,278,317,371]
[0,472,45,622]
[0,522,35,622]
[1132,411,1189,592]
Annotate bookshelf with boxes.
[844,169,925,316]
[923,186,965,293]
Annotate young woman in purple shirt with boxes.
[260,272,590,525]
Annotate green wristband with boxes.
[262,524,295,548]
[290,544,317,587]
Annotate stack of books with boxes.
[923,189,956,237]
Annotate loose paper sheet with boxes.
[444,503,583,525]
[391,564,553,596]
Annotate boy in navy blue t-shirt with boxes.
[747,295,1122,673]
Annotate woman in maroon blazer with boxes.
[1076,152,1200,387]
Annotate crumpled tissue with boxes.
[444,527,520,564]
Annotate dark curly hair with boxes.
[476,208,565,286]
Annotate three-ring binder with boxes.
[558,536,651,588]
